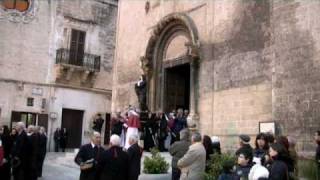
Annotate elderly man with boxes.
[12,122,29,180]
[177,132,206,180]
[127,134,143,180]
[75,131,104,180]
[99,134,129,180]
[169,128,191,180]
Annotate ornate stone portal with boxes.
[143,13,200,129]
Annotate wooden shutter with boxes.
[70,29,86,66]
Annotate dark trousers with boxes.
[37,155,46,177]
[172,167,181,180]
[158,138,166,152]
[13,166,27,180]
[0,162,11,180]
[54,141,59,152]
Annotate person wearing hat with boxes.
[236,134,253,163]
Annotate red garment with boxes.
[168,117,175,129]
[0,146,3,167]
[127,115,141,128]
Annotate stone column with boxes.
[187,58,199,130]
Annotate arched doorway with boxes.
[142,13,200,126]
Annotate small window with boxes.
[2,0,30,12]
[27,97,34,107]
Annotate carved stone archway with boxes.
[142,13,200,127]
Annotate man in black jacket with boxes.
[12,122,30,180]
[127,134,142,180]
[98,134,129,180]
[75,131,104,180]
[37,127,47,178]
[27,125,39,180]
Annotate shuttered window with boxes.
[3,0,30,12]
[69,29,86,66]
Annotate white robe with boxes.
[125,127,139,149]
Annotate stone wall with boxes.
[0,0,116,149]
[113,0,320,153]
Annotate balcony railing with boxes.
[56,48,100,72]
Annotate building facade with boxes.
[112,0,320,153]
[0,0,117,150]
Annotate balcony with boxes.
[55,48,100,86]
[56,48,100,72]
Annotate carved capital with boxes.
[139,56,152,75]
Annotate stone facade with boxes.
[0,0,117,149]
[112,0,320,153]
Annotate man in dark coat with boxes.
[12,122,30,180]
[144,113,157,151]
[93,114,104,133]
[172,109,187,143]
[111,112,124,136]
[37,127,47,178]
[75,132,104,180]
[157,112,168,152]
[127,134,143,180]
[60,128,68,152]
[53,128,60,152]
[98,134,129,180]
[27,125,40,180]
[235,134,253,163]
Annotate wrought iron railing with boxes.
[56,48,100,72]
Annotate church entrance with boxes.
[164,63,190,112]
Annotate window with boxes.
[2,0,30,12]
[69,29,86,66]
[27,97,34,107]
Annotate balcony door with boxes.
[70,29,86,66]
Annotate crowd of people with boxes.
[106,106,320,180]
[75,132,142,180]
[110,107,189,152]
[0,123,47,180]
[1,106,319,180]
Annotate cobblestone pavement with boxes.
[40,151,172,180]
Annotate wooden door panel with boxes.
[61,109,84,148]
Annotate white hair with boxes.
[110,134,121,146]
[16,122,25,129]
[129,134,139,143]
[92,131,101,138]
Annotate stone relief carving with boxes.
[0,0,39,23]
[139,56,151,75]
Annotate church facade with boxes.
[112,0,320,153]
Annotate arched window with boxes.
[2,0,30,12]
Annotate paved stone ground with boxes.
[41,151,172,180]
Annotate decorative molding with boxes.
[0,0,39,23]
